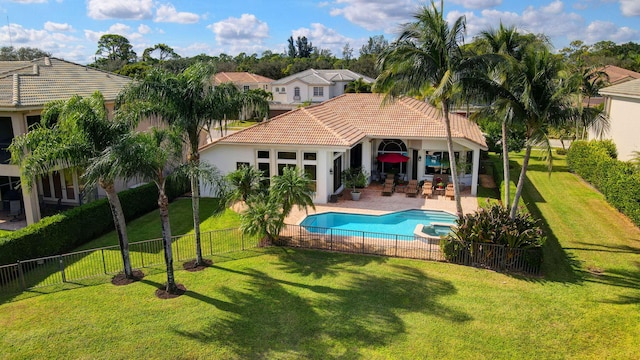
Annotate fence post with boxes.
[209,231,213,255]
[140,247,145,268]
[330,229,333,250]
[395,235,398,257]
[241,231,245,251]
[17,261,26,290]
[101,249,107,274]
[59,256,66,283]
[362,232,365,254]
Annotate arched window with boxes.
[378,139,407,153]
[377,139,408,177]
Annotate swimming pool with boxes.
[300,209,457,238]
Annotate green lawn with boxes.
[1,155,639,359]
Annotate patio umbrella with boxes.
[377,153,410,163]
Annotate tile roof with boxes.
[202,93,487,150]
[272,69,375,85]
[214,72,274,84]
[602,65,640,85]
[0,57,131,108]
[599,78,640,99]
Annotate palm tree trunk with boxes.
[191,157,203,265]
[442,102,463,217]
[158,188,178,293]
[510,144,532,219]
[101,180,133,278]
[502,116,510,208]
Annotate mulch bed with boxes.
[111,269,145,286]
[182,258,213,272]
[155,283,187,299]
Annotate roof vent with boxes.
[12,74,20,105]
[33,64,39,75]
[44,57,51,66]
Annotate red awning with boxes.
[377,153,410,163]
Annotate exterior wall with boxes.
[601,95,640,161]
[329,82,349,98]
[200,144,338,205]
[272,81,332,104]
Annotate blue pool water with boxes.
[300,209,457,237]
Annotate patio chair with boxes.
[381,178,394,196]
[421,181,433,198]
[445,183,455,200]
[405,179,419,197]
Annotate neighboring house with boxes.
[199,93,487,204]
[596,78,640,161]
[585,65,640,108]
[0,57,131,225]
[213,72,273,93]
[271,69,374,105]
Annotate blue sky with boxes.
[0,0,638,64]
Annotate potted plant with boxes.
[342,167,368,201]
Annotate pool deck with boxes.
[286,182,479,225]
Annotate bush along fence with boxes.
[0,178,189,266]
[278,223,542,275]
[0,228,259,295]
[567,140,640,227]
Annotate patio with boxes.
[0,209,27,231]
[286,182,478,225]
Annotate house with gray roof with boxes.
[596,78,640,161]
[0,57,131,226]
[199,93,487,204]
[271,69,374,105]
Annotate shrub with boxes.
[555,148,567,155]
[567,140,640,227]
[0,179,188,265]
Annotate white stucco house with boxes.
[0,57,131,225]
[213,72,273,93]
[596,78,640,161]
[199,93,488,204]
[271,69,374,105]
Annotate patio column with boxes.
[21,182,40,225]
[361,140,372,183]
[471,149,480,196]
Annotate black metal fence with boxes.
[279,224,542,275]
[0,228,256,294]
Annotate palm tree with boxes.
[118,62,261,267]
[375,1,476,217]
[9,91,136,279]
[86,127,184,294]
[345,78,372,93]
[225,165,264,203]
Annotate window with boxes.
[294,87,300,99]
[236,162,250,169]
[304,164,317,191]
[257,150,270,159]
[275,87,279,93]
[313,87,324,97]
[277,151,296,160]
[256,151,271,187]
[303,152,316,161]
[243,85,250,92]
[424,151,459,175]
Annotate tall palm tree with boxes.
[9,91,136,279]
[375,1,475,217]
[86,127,184,294]
[492,47,576,218]
[118,62,261,267]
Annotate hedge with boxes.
[0,178,188,266]
[567,140,640,227]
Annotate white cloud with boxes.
[0,23,86,62]
[154,4,199,23]
[84,23,133,43]
[138,24,151,34]
[620,0,640,16]
[87,0,153,20]
[582,20,638,43]
[208,13,269,45]
[329,0,417,32]
[292,23,354,55]
[448,0,502,10]
[44,21,73,32]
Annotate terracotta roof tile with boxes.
[602,65,640,85]
[202,93,487,150]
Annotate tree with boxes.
[86,127,184,294]
[9,91,136,279]
[359,35,389,57]
[375,1,476,217]
[94,34,137,72]
[345,78,371,93]
[0,46,51,60]
[342,43,353,65]
[224,165,265,203]
[142,43,180,63]
[287,36,297,58]
[296,36,313,58]
[117,62,258,267]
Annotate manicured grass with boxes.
[1,155,639,358]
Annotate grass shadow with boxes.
[273,247,387,279]
[174,256,470,359]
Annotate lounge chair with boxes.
[421,182,433,198]
[445,183,455,200]
[381,178,394,196]
[405,179,419,197]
